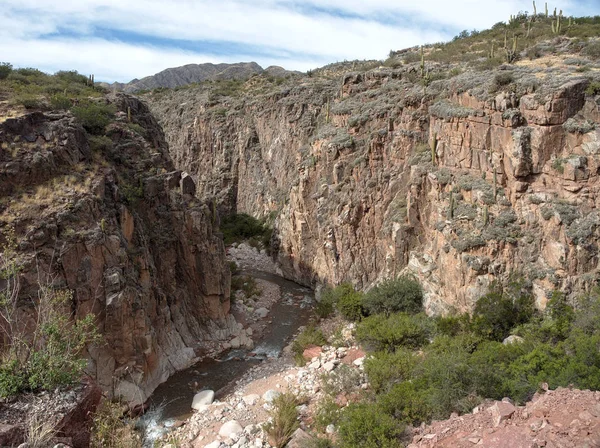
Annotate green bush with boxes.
[337,402,405,448]
[88,135,113,152]
[362,276,423,316]
[587,81,600,96]
[0,62,12,80]
[377,381,431,426]
[314,397,342,431]
[337,289,365,321]
[314,298,334,318]
[471,280,535,341]
[72,101,116,135]
[220,213,272,246]
[231,275,261,299]
[364,349,416,393]
[356,313,432,352]
[91,400,141,448]
[15,94,43,109]
[50,94,71,110]
[320,363,362,397]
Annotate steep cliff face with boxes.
[147,60,600,313]
[0,95,233,404]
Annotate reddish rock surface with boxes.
[408,388,600,448]
[302,345,323,361]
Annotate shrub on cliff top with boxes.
[72,101,116,135]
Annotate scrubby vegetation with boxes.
[292,324,328,365]
[262,392,302,447]
[220,213,273,247]
[0,66,105,110]
[0,230,99,398]
[328,274,600,445]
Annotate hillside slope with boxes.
[103,62,297,93]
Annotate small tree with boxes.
[0,62,12,80]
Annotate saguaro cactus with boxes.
[448,191,455,219]
[533,1,537,16]
[431,132,437,165]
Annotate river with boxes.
[139,270,314,443]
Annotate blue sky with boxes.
[0,0,597,83]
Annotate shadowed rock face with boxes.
[147,64,600,314]
[0,94,233,404]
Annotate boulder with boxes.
[192,390,215,410]
[255,307,269,318]
[286,428,314,448]
[302,345,322,361]
[243,394,260,406]
[218,420,243,438]
[262,390,281,403]
[490,401,516,426]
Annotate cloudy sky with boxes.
[0,0,597,83]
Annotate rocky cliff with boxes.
[146,49,600,314]
[0,95,235,404]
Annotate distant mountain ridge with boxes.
[102,62,295,93]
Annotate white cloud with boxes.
[0,0,596,82]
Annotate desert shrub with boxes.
[72,101,116,135]
[563,117,596,134]
[490,71,514,92]
[126,122,146,137]
[362,276,423,316]
[356,313,432,352]
[319,283,365,321]
[220,213,271,246]
[376,381,431,425]
[471,280,535,341]
[321,363,362,397]
[336,289,365,321]
[231,275,261,300]
[14,94,43,109]
[582,41,600,59]
[49,94,71,110]
[292,324,327,365]
[88,135,113,152]
[54,70,88,85]
[364,349,416,393]
[314,397,342,431]
[262,392,300,448]
[429,101,475,119]
[0,62,13,80]
[587,81,600,96]
[314,297,334,318]
[91,400,141,448]
[337,402,405,448]
[0,232,99,398]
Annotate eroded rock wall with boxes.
[148,68,600,314]
[0,95,233,404]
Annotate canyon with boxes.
[1,31,600,445]
[147,55,600,316]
